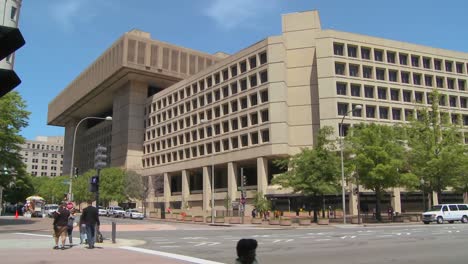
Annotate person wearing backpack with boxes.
[67,208,76,246]
[80,200,100,249]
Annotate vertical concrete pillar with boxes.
[163,173,171,209]
[432,191,439,206]
[227,162,238,202]
[182,170,189,209]
[391,188,401,214]
[257,157,268,194]
[349,184,358,216]
[203,166,212,213]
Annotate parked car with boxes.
[44,204,59,217]
[98,206,107,216]
[124,209,144,220]
[422,204,468,224]
[107,206,125,217]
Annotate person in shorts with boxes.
[53,202,70,250]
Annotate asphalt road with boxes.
[109,218,468,264]
[19,216,468,264]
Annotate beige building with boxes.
[19,136,64,177]
[48,10,468,216]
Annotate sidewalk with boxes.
[0,216,223,264]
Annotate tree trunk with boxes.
[375,189,382,222]
[321,194,326,218]
[464,192,468,204]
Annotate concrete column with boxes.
[203,166,212,213]
[163,173,171,209]
[349,184,358,216]
[432,191,439,206]
[391,188,401,214]
[227,162,238,202]
[181,170,189,209]
[257,157,268,194]
[464,192,468,204]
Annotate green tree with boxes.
[73,169,94,206]
[99,167,126,205]
[0,91,30,188]
[30,175,68,204]
[348,123,417,221]
[272,126,341,222]
[405,90,466,204]
[253,192,271,218]
[124,170,147,201]
[3,174,35,203]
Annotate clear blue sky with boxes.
[15,0,468,140]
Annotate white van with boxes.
[422,204,468,224]
[44,204,59,217]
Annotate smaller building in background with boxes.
[19,136,64,177]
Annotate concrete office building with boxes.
[19,136,64,177]
[0,0,22,71]
[48,11,468,217]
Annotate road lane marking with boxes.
[14,233,51,238]
[121,246,225,264]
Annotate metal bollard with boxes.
[112,221,116,243]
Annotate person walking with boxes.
[80,200,100,249]
[251,208,257,219]
[67,208,76,246]
[52,202,70,250]
[79,214,87,245]
[235,239,259,264]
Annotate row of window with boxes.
[333,42,468,75]
[335,62,468,90]
[28,159,63,164]
[29,164,60,171]
[142,129,270,167]
[144,109,270,154]
[26,144,64,151]
[23,152,63,158]
[146,88,269,131]
[337,102,468,126]
[148,51,268,114]
[336,82,468,108]
[30,172,59,177]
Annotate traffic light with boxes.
[89,175,99,192]
[94,144,108,169]
[74,167,79,177]
[242,175,247,187]
[0,25,25,97]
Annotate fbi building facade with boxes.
[48,11,468,216]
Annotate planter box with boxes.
[194,216,204,222]
[149,212,159,218]
[269,219,280,225]
[176,214,184,221]
[298,218,311,226]
[317,219,329,225]
[229,217,241,224]
[251,218,262,224]
[214,217,225,223]
[184,216,193,222]
[410,216,420,222]
[280,219,292,226]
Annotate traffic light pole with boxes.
[95,168,100,209]
[241,167,244,224]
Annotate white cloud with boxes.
[204,0,277,30]
[49,0,99,32]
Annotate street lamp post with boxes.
[68,116,112,201]
[340,105,362,224]
[201,119,215,224]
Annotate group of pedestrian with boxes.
[52,200,100,250]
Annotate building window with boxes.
[250,93,258,106]
[260,71,268,84]
[376,68,385,80]
[389,70,397,82]
[261,109,269,122]
[392,109,402,120]
[379,107,389,119]
[436,77,444,88]
[250,74,258,88]
[347,45,357,58]
[240,79,248,91]
[425,75,433,87]
[456,62,464,74]
[250,112,258,125]
[423,57,431,69]
[350,84,361,97]
[335,62,345,75]
[241,115,248,128]
[413,73,421,85]
[411,55,420,67]
[231,100,238,112]
[231,137,239,149]
[251,132,259,145]
[459,79,466,91]
[240,60,247,73]
[249,56,257,69]
[415,92,424,103]
[434,59,442,70]
[231,119,239,130]
[405,109,414,121]
[364,86,374,98]
[352,104,362,117]
[336,82,347,95]
[10,6,17,20]
[231,82,238,95]
[450,96,457,107]
[390,89,399,101]
[366,106,376,118]
[426,93,433,104]
[377,87,387,99]
[240,97,248,109]
[349,64,359,77]
[447,78,455,90]
[260,89,268,103]
[445,61,453,72]
[374,49,383,62]
[231,65,238,77]
[386,51,395,63]
[259,52,267,65]
[399,53,408,65]
[261,129,270,143]
[363,66,372,79]
[461,97,467,108]
[222,86,229,97]
[241,134,248,147]
[401,72,410,84]
[361,47,371,60]
[439,95,446,106]
[337,103,349,116]
[403,90,412,102]
[334,43,344,56]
